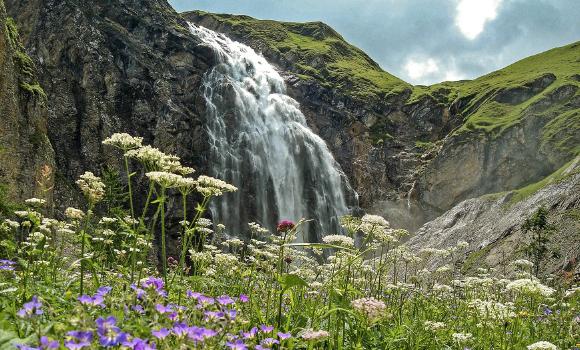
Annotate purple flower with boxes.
[0,259,15,265]
[39,336,59,349]
[17,296,43,318]
[241,327,258,339]
[96,286,112,296]
[122,337,156,350]
[544,307,553,315]
[217,295,235,305]
[197,296,215,308]
[142,277,166,296]
[96,316,127,347]
[132,305,145,314]
[204,311,224,322]
[259,325,274,333]
[277,332,292,340]
[131,284,146,300]
[261,338,279,346]
[188,327,218,342]
[225,340,248,350]
[155,304,173,314]
[0,265,15,271]
[151,328,170,340]
[238,294,249,303]
[64,331,93,350]
[78,294,104,307]
[172,323,190,338]
[186,290,202,299]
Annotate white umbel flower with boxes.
[505,279,555,297]
[25,198,46,207]
[76,171,105,204]
[145,171,185,188]
[526,341,558,350]
[196,175,237,197]
[300,329,330,341]
[351,297,386,321]
[65,207,85,220]
[102,133,143,151]
[322,235,354,247]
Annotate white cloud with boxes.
[443,70,467,82]
[404,58,439,80]
[455,0,503,40]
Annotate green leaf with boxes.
[278,274,308,291]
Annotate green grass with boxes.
[183,11,410,100]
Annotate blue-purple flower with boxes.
[78,294,104,307]
[225,339,248,350]
[96,316,127,347]
[151,328,170,340]
[0,259,16,271]
[277,332,292,340]
[259,325,274,333]
[64,330,93,350]
[17,296,43,318]
[122,337,156,350]
[216,295,235,306]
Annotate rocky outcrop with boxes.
[0,0,54,209]
[408,157,580,277]
[4,0,212,209]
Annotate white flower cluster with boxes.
[424,320,446,331]
[505,278,555,297]
[526,341,558,350]
[468,299,516,322]
[102,133,143,151]
[196,175,238,197]
[76,172,105,204]
[351,297,386,321]
[300,329,330,341]
[65,207,85,220]
[145,171,186,188]
[25,198,46,207]
[452,332,473,343]
[513,259,534,269]
[322,235,354,247]
[125,145,194,175]
[248,222,269,235]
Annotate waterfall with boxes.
[189,23,354,241]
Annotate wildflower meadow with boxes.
[0,133,578,349]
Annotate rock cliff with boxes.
[0,0,54,210]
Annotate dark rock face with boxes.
[5,0,211,209]
[0,0,54,206]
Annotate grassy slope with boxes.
[186,11,579,156]
[411,42,580,153]
[184,11,410,100]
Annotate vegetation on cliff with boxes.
[184,11,410,100]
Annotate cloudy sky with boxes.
[169,0,580,85]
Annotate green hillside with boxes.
[183,11,410,100]
[412,42,580,152]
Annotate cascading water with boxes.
[189,23,355,241]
